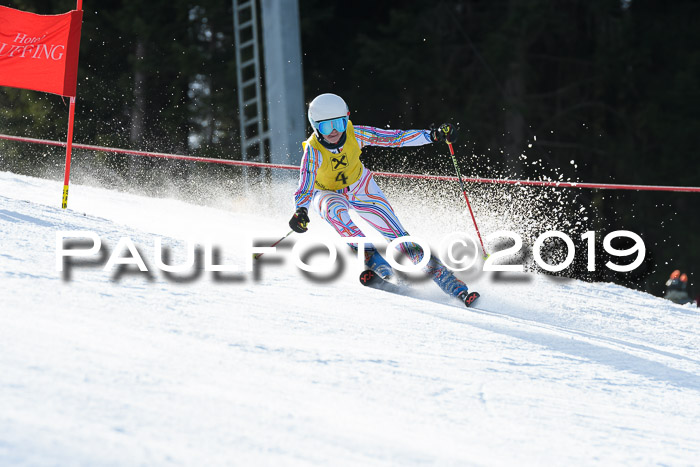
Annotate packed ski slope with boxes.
[1,170,700,466]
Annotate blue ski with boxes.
[359,269,480,308]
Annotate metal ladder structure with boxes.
[233,0,269,167]
[233,0,305,175]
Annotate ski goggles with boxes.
[316,116,348,136]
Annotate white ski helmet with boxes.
[308,93,349,133]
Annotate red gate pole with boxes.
[61,96,77,209]
[61,0,83,209]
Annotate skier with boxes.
[664,269,691,304]
[289,93,479,307]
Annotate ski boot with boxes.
[428,258,480,307]
[458,290,480,307]
[364,249,394,281]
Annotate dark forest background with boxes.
[1,0,699,299]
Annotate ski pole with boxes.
[446,140,489,259]
[253,230,294,260]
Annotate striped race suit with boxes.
[294,125,432,262]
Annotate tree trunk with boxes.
[130,40,147,177]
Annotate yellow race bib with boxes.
[302,121,363,191]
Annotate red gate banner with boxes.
[0,6,83,97]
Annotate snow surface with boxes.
[1,170,700,466]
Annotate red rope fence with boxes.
[2,133,699,193]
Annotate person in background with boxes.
[664,269,692,305]
[289,93,479,307]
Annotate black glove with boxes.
[289,207,310,233]
[430,123,458,144]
